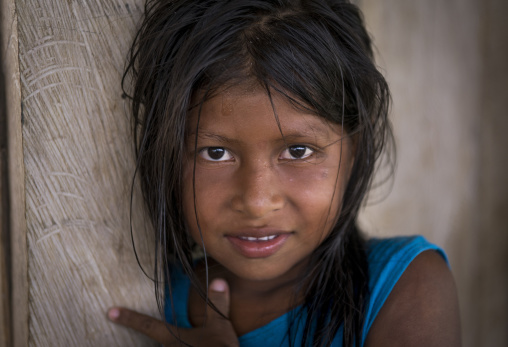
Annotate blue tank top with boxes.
[165,236,447,346]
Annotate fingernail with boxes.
[210,279,227,292]
[108,308,120,320]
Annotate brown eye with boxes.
[280,145,314,160]
[199,147,233,161]
[289,146,307,158]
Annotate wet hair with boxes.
[123,0,393,346]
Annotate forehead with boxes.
[187,85,343,139]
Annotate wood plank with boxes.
[1,2,12,341]
[1,0,29,345]
[0,46,12,347]
[16,0,158,345]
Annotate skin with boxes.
[184,85,354,335]
[108,86,461,346]
[182,87,352,281]
[364,250,461,346]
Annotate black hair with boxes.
[123,0,393,346]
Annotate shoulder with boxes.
[364,237,461,346]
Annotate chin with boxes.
[226,260,305,284]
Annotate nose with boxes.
[231,160,285,218]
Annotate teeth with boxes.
[239,235,277,241]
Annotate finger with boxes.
[108,307,181,345]
[206,279,230,322]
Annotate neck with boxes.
[213,259,304,295]
[189,257,309,336]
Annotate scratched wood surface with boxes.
[16,0,157,345]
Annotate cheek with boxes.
[283,164,349,230]
[286,165,346,201]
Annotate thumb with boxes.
[207,278,230,322]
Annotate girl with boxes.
[108,0,461,345]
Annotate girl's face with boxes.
[183,86,354,282]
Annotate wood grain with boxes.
[2,0,28,345]
[16,0,157,345]
[0,0,13,341]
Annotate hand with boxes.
[108,279,239,347]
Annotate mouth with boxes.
[226,230,291,258]
[238,235,278,241]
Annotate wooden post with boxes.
[2,0,28,345]
[3,0,158,345]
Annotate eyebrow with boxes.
[188,128,341,147]
[188,132,241,146]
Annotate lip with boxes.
[226,229,291,258]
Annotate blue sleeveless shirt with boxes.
[165,236,447,346]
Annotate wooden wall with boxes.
[1,0,507,346]
[2,0,157,345]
